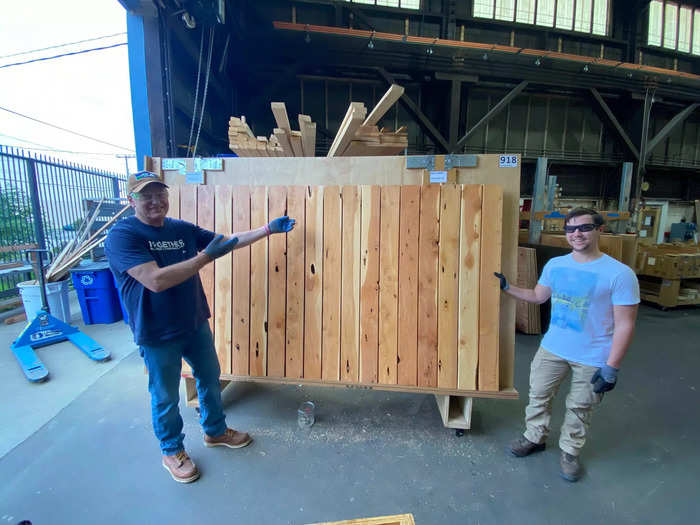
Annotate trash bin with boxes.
[17,278,72,323]
[70,261,123,324]
[112,272,129,324]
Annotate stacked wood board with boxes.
[515,247,541,334]
[153,154,521,397]
[228,85,407,158]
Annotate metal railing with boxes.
[0,146,127,299]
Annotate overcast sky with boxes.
[0,0,136,175]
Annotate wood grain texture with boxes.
[198,185,216,335]
[232,186,251,376]
[397,185,420,386]
[285,186,305,378]
[340,186,361,382]
[304,186,323,379]
[322,186,342,381]
[378,186,400,385]
[458,184,482,390]
[167,185,180,219]
[249,186,268,377]
[177,185,196,375]
[214,185,233,374]
[437,184,461,389]
[267,186,287,377]
[359,185,380,384]
[478,184,503,391]
[417,184,440,388]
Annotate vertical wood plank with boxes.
[179,185,197,375]
[397,185,420,386]
[359,185,380,384]
[458,185,482,390]
[304,186,323,379]
[417,184,440,388]
[267,186,287,377]
[198,185,216,335]
[167,185,180,219]
[378,186,400,385]
[478,184,503,391]
[340,186,361,382]
[285,186,305,378]
[249,186,268,377]
[232,186,251,376]
[214,185,233,375]
[437,184,461,389]
[322,186,342,381]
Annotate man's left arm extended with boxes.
[591,304,638,393]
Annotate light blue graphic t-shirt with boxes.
[538,253,640,367]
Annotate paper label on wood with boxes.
[498,155,518,168]
[429,171,447,183]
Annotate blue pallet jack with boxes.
[11,249,110,382]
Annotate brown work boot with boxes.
[204,428,253,449]
[509,435,546,457]
[560,451,582,482]
[162,450,200,483]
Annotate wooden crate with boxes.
[639,276,700,309]
[157,155,519,398]
[636,243,700,279]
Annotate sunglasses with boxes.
[131,190,169,202]
[564,223,597,233]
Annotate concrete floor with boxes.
[0,301,698,524]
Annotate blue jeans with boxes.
[140,322,227,455]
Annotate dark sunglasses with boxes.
[564,223,597,233]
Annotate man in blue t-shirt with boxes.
[105,170,295,483]
[494,208,639,482]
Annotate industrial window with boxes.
[340,0,421,8]
[648,0,700,55]
[474,0,610,36]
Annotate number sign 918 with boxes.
[499,155,518,168]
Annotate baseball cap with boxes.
[127,170,169,194]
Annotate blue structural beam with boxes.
[126,11,153,171]
[528,157,548,244]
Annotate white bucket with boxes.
[17,279,72,323]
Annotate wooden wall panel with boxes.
[267,187,287,377]
[397,186,420,386]
[167,185,180,219]
[198,186,216,336]
[285,186,305,379]
[340,186,361,382]
[322,186,342,381]
[478,185,503,391]
[304,186,323,379]
[378,186,400,385]
[232,186,251,376]
[458,185,482,390]
[179,185,197,375]
[249,186,268,377]
[359,185,380,384]
[214,185,233,375]
[417,184,440,388]
[437,185,461,389]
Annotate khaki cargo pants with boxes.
[523,347,603,456]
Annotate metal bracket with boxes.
[444,154,478,170]
[406,155,435,170]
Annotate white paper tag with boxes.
[499,155,518,168]
[640,230,647,237]
[429,170,448,183]
[647,257,656,265]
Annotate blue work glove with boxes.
[493,272,509,290]
[204,234,239,260]
[268,216,296,234]
[591,364,618,393]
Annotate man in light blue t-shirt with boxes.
[494,208,639,482]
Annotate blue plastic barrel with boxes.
[70,261,123,324]
[112,271,129,324]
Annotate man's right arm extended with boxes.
[493,272,552,304]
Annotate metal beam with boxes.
[449,79,461,150]
[619,162,633,212]
[453,81,528,153]
[528,157,548,244]
[376,68,450,152]
[645,102,700,162]
[633,87,655,212]
[545,175,557,211]
[589,88,639,160]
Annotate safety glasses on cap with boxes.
[564,223,597,233]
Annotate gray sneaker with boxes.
[509,436,546,457]
[560,451,582,482]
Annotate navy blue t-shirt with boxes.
[105,216,215,346]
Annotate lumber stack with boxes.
[227,84,408,158]
[515,247,541,334]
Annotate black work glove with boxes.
[493,272,509,290]
[591,365,618,393]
